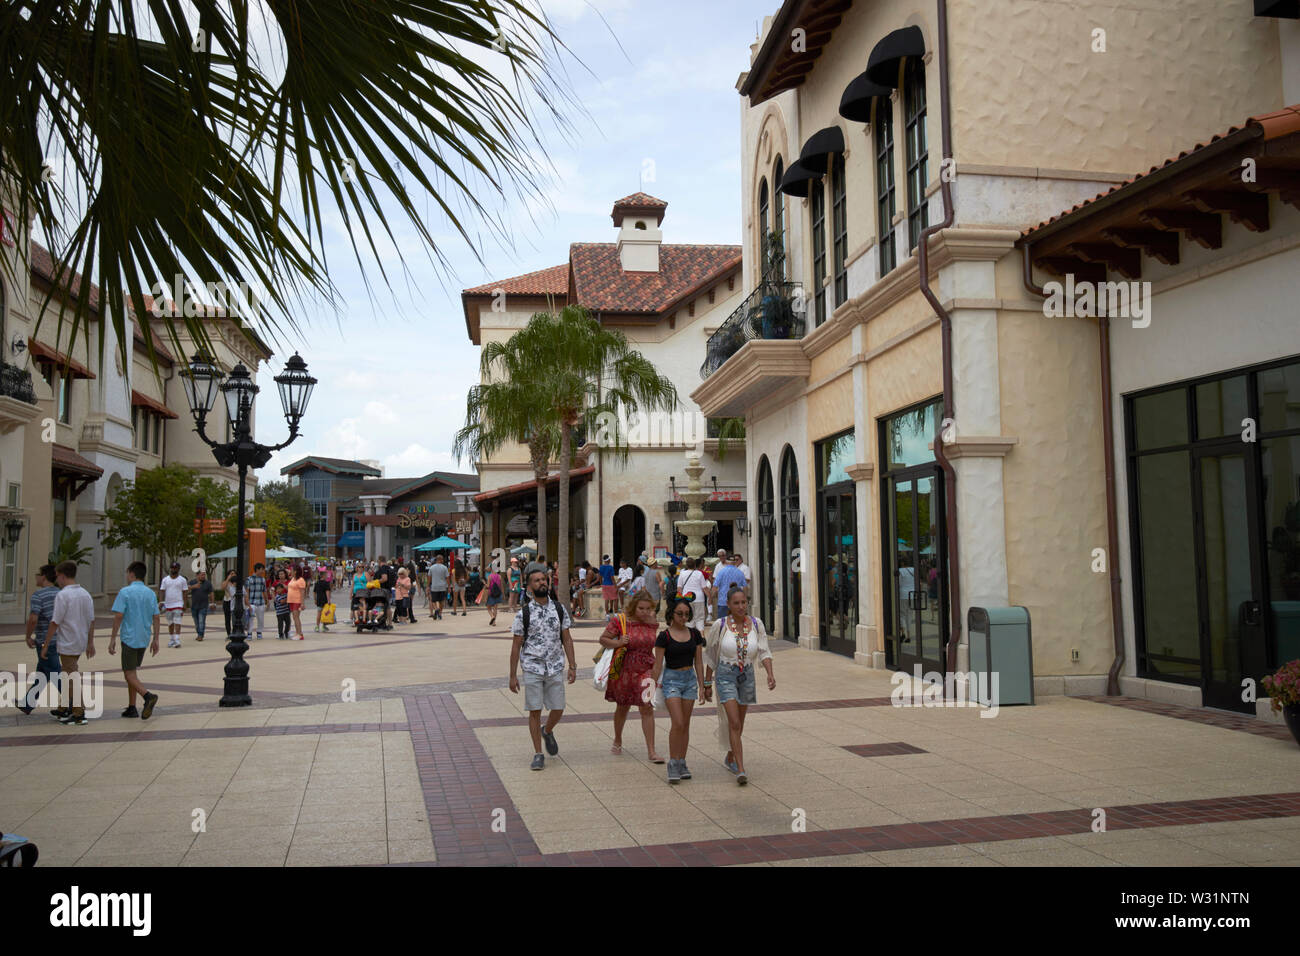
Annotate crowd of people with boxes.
[17,545,774,784]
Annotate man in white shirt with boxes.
[42,561,96,725]
[736,552,753,597]
[616,560,633,596]
[159,561,189,648]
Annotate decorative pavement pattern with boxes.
[2,603,1298,866]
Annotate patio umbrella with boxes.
[413,536,470,552]
[269,547,315,559]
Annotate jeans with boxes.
[192,606,209,639]
[223,601,232,636]
[714,661,756,706]
[24,640,61,710]
[661,667,698,701]
[247,603,266,636]
[277,612,291,639]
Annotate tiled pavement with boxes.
[2,600,1298,866]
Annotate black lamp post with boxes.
[181,351,316,707]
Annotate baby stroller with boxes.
[354,589,392,633]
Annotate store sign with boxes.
[397,514,440,530]
[403,504,438,514]
[670,487,743,503]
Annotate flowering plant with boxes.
[1261,659,1300,712]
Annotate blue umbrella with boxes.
[413,536,470,552]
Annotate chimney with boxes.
[611,193,666,273]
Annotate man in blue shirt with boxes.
[108,561,161,719]
[19,564,61,716]
[711,554,749,622]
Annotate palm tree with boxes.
[452,357,561,565]
[503,306,678,607]
[1,1,575,366]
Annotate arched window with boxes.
[875,96,897,277]
[758,177,770,258]
[772,158,786,280]
[779,447,801,641]
[811,174,827,326]
[757,456,775,628]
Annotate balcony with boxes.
[692,281,810,418]
[0,362,39,435]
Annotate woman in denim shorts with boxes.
[652,597,706,784]
[703,587,775,785]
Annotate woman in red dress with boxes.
[599,592,664,762]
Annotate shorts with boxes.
[714,661,757,706]
[661,667,698,700]
[164,609,184,625]
[289,602,301,612]
[523,670,565,712]
[601,585,618,600]
[121,645,147,671]
[314,594,329,608]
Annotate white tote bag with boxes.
[592,646,614,691]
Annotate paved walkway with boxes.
[2,601,1297,866]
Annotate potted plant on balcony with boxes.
[1261,658,1300,747]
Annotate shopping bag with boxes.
[476,588,487,605]
[321,603,336,625]
[592,647,614,691]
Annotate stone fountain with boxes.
[674,453,716,562]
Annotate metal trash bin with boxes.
[967,606,1034,706]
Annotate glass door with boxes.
[888,469,947,675]
[819,486,857,656]
[1192,445,1264,712]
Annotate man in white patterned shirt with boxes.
[508,564,576,771]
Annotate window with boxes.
[772,158,786,280]
[153,415,161,457]
[52,493,67,552]
[758,178,769,249]
[131,406,139,444]
[58,374,71,424]
[313,501,328,534]
[811,175,827,326]
[344,514,360,533]
[303,478,332,500]
[7,482,20,508]
[831,152,848,307]
[875,97,897,277]
[904,58,929,251]
[137,409,149,452]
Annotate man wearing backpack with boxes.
[508,564,576,771]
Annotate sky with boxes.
[254,0,778,483]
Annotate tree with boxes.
[2,1,576,369]
[255,480,314,545]
[471,306,679,607]
[103,465,234,569]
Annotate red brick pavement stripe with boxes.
[0,722,409,747]
[467,697,896,728]
[402,693,539,866]
[842,742,929,757]
[1078,695,1296,742]
[536,791,1300,866]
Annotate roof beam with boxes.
[1034,257,1107,285]
[1065,242,1142,280]
[1243,167,1300,210]
[1137,208,1223,250]
[1099,227,1180,266]
[1184,189,1269,232]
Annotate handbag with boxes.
[608,613,629,680]
[321,603,336,625]
[475,587,487,605]
[592,647,614,691]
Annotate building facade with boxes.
[693,0,1299,715]
[463,193,749,567]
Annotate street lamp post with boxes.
[181,352,316,707]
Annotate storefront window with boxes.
[1258,361,1300,433]
[1135,451,1200,678]
[883,401,939,470]
[1133,388,1187,450]
[1195,375,1247,440]
[818,431,855,486]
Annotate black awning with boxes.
[798,126,845,176]
[778,159,819,198]
[866,25,926,87]
[839,71,892,123]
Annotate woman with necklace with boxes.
[703,585,775,785]
[598,592,664,763]
[651,597,706,783]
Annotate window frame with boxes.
[875,97,898,278]
[831,152,848,306]
[810,175,827,326]
[772,158,786,280]
[903,57,930,252]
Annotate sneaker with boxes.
[736,770,748,786]
[18,705,33,716]
[60,713,88,725]
[141,692,158,720]
[542,729,558,756]
[667,759,681,784]
[121,706,140,718]
[530,753,545,771]
[256,634,263,640]
[50,709,68,721]
[679,762,692,780]
[724,758,739,775]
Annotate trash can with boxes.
[967,606,1034,706]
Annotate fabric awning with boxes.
[131,389,178,419]
[28,339,95,379]
[51,443,103,479]
[337,531,365,548]
[866,25,926,87]
[798,126,846,176]
[777,159,820,198]
[839,71,893,123]
[473,465,595,506]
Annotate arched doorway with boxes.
[102,473,125,593]
[780,447,801,642]
[611,504,645,566]
[756,456,775,629]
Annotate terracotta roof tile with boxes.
[611,192,668,225]
[463,263,569,296]
[569,243,741,314]
[29,242,101,312]
[51,443,104,479]
[1023,104,1300,237]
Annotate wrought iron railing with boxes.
[0,362,36,404]
[699,280,804,380]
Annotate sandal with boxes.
[610,744,623,755]
[649,753,665,764]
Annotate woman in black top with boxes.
[220,570,239,637]
[651,597,706,784]
[313,573,333,632]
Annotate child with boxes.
[273,582,292,639]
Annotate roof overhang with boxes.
[29,339,95,379]
[472,466,595,509]
[740,0,854,106]
[131,389,178,419]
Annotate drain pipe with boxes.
[1022,245,1125,696]
[915,0,961,676]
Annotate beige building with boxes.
[693,0,1300,715]
[0,228,272,621]
[463,193,749,566]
